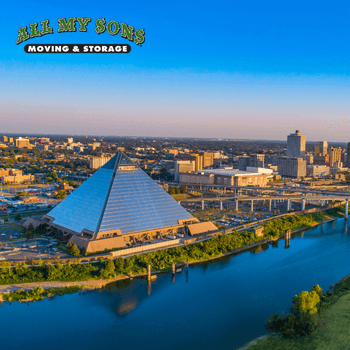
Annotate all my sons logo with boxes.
[16,17,145,53]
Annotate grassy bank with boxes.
[2,286,83,302]
[241,270,350,349]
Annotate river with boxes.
[1,218,350,350]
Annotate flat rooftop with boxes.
[194,169,263,177]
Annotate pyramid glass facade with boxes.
[47,153,193,236]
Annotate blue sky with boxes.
[1,1,349,141]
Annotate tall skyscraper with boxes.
[315,141,328,156]
[328,147,342,167]
[287,130,306,159]
[347,142,350,167]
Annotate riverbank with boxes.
[239,268,350,349]
[181,211,342,266]
[0,210,345,303]
[0,276,133,303]
[0,276,128,296]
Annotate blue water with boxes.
[1,218,350,350]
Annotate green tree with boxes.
[115,257,124,272]
[168,187,176,195]
[266,285,323,338]
[292,289,321,316]
[1,261,12,274]
[124,258,134,272]
[70,244,80,257]
[100,260,116,279]
[56,190,67,199]
[32,286,45,296]
[15,191,28,199]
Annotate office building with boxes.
[287,130,306,159]
[89,155,112,169]
[174,160,195,181]
[306,165,329,177]
[313,154,329,165]
[305,154,314,165]
[347,142,350,167]
[315,141,328,156]
[202,152,214,168]
[265,155,279,166]
[277,157,306,178]
[328,147,342,167]
[15,137,30,148]
[191,153,203,171]
[238,156,250,171]
[249,154,265,168]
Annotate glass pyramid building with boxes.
[43,153,197,251]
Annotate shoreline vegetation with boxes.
[239,274,350,350]
[0,206,346,304]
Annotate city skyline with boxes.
[1,1,349,141]
[0,132,348,145]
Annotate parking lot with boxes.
[0,237,71,261]
[0,227,23,241]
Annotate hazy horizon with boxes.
[1,1,349,142]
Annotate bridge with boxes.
[177,194,349,217]
[173,182,350,197]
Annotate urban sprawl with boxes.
[0,130,349,261]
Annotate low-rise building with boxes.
[330,162,348,174]
[20,195,40,204]
[306,165,330,177]
[36,144,49,151]
[180,169,268,187]
[15,137,30,148]
[0,169,34,184]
